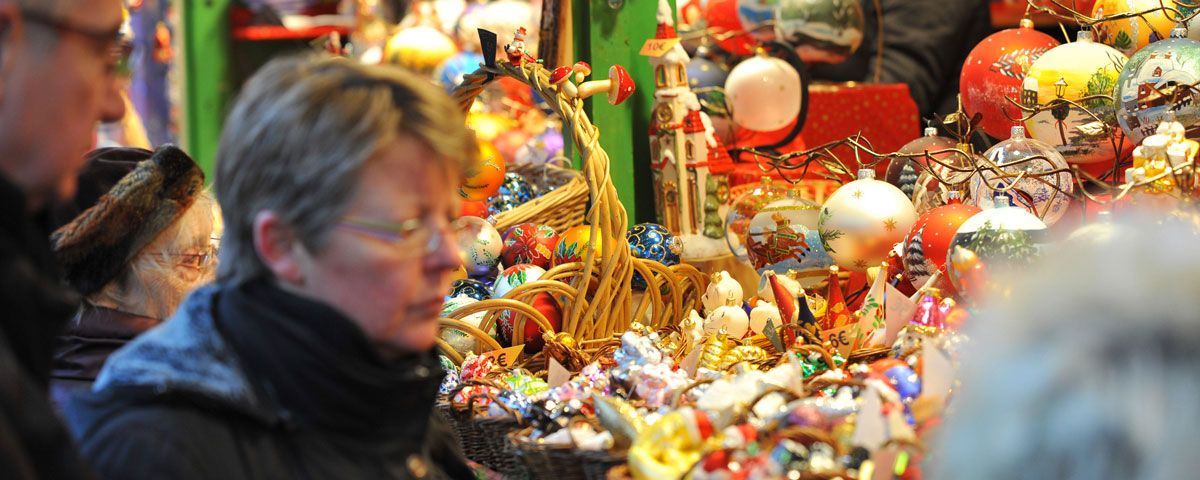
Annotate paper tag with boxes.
[852,388,887,451]
[481,344,524,368]
[820,323,859,357]
[547,357,570,387]
[681,346,702,378]
[884,283,917,345]
[922,342,954,399]
[640,37,681,57]
[763,319,786,352]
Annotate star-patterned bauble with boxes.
[1092,0,1181,57]
[969,126,1074,226]
[501,223,558,269]
[818,170,918,272]
[746,197,834,287]
[450,278,492,301]
[1023,30,1130,165]
[688,56,730,90]
[947,196,1049,298]
[554,225,602,265]
[885,128,959,199]
[455,216,503,275]
[902,193,981,290]
[960,19,1059,140]
[627,223,682,289]
[459,139,506,201]
[1114,28,1200,145]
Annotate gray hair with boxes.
[930,213,1200,480]
[214,55,475,284]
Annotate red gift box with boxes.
[803,82,921,175]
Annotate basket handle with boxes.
[453,298,555,347]
[439,317,504,353]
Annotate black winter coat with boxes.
[50,305,159,415]
[67,281,474,480]
[0,174,94,479]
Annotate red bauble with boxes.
[459,200,488,218]
[500,223,558,269]
[497,292,561,353]
[960,22,1059,140]
[901,199,981,290]
[704,0,756,56]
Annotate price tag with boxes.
[640,37,681,57]
[820,324,861,357]
[548,357,570,388]
[481,344,524,368]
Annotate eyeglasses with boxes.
[152,248,217,270]
[336,216,474,257]
[20,9,129,75]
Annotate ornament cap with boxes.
[923,127,937,137]
[1010,125,1026,139]
[1019,18,1034,29]
[993,194,1011,208]
[1076,29,1093,42]
[857,168,876,180]
[1171,27,1187,39]
[946,190,962,203]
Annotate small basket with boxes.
[509,419,627,480]
[446,379,529,478]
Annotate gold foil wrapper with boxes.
[718,345,769,371]
[697,333,734,371]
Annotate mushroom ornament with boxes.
[576,64,637,105]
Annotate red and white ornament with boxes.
[901,192,981,290]
[500,223,559,269]
[960,18,1059,140]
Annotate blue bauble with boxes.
[688,56,730,90]
[436,52,485,93]
[498,172,535,203]
[627,223,682,289]
[449,279,492,301]
[883,365,922,403]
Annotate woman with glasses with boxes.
[47,145,214,412]
[67,55,476,480]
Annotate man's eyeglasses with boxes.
[336,216,475,256]
[20,9,130,74]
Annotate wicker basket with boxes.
[510,434,626,480]
[444,379,529,478]
[494,162,588,233]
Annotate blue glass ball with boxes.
[883,365,922,402]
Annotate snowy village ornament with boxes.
[460,139,506,201]
[745,195,834,287]
[455,216,503,274]
[725,178,791,263]
[902,192,981,290]
[647,0,737,243]
[1114,28,1200,145]
[725,52,803,132]
[819,169,919,272]
[1092,0,1182,56]
[960,18,1060,140]
[384,26,459,75]
[1022,30,1130,165]
[501,223,558,269]
[554,225,601,265]
[885,128,959,199]
[947,195,1049,297]
[970,126,1074,225]
[774,0,865,64]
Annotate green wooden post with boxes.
[180,0,233,178]
[574,0,661,225]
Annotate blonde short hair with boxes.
[214,55,475,284]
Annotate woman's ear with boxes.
[252,210,305,286]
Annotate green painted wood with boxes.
[578,0,661,224]
[180,0,233,179]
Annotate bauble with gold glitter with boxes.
[818,169,918,272]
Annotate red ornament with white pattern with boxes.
[960,18,1060,140]
[901,191,981,290]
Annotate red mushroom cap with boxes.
[606,65,635,105]
[548,66,574,84]
[572,61,593,82]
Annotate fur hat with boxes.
[51,145,205,296]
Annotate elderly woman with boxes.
[48,146,215,409]
[67,55,476,479]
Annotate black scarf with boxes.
[215,278,444,441]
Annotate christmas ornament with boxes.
[1115,28,1200,145]
[725,53,803,132]
[554,225,601,265]
[441,294,490,355]
[688,55,730,90]
[774,0,865,64]
[384,26,459,75]
[960,18,1060,139]
[501,223,559,269]
[478,0,537,54]
[725,178,792,263]
[737,0,780,42]
[910,142,979,215]
[704,304,751,338]
[885,128,959,198]
[466,112,517,142]
[455,216,503,274]
[947,195,1048,296]
[1092,0,1180,56]
[450,278,492,301]
[459,200,488,218]
[459,139,506,201]
[702,271,744,315]
[514,127,565,167]
[704,0,756,55]
[818,169,918,272]
[1022,30,1130,165]
[492,263,547,298]
[970,125,1074,225]
[498,292,562,352]
[627,223,682,265]
[745,196,834,287]
[487,173,535,215]
[902,192,981,290]
[436,51,485,93]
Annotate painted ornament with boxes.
[459,139,506,201]
[947,196,1049,297]
[737,0,781,42]
[704,0,757,56]
[455,216,503,274]
[818,170,918,272]
[492,264,547,298]
[1092,0,1181,57]
[440,294,490,355]
[1022,30,1130,165]
[554,225,602,265]
[745,196,834,287]
[498,293,562,352]
[725,178,792,264]
[774,0,865,64]
[1115,28,1200,145]
[970,126,1074,225]
[885,128,959,199]
[487,172,536,216]
[384,26,459,75]
[450,278,492,301]
[628,223,682,288]
[901,192,981,290]
[501,223,559,269]
[960,19,1060,139]
[725,53,803,132]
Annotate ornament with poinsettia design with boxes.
[902,191,981,291]
[960,18,1060,140]
[501,223,558,269]
[818,169,918,272]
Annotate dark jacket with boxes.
[0,174,94,479]
[50,305,159,415]
[809,0,993,121]
[67,281,474,480]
